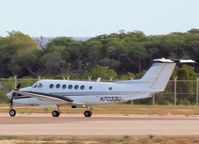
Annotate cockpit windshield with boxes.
[32,82,43,88]
[32,83,37,88]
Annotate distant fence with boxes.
[0,77,199,105]
[152,79,199,105]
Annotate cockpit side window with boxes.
[37,83,43,88]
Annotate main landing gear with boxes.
[52,110,60,117]
[52,105,60,117]
[84,106,92,117]
[84,110,92,117]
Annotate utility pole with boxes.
[14,75,17,89]
[152,94,155,105]
[196,78,199,105]
[174,76,177,105]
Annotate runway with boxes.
[0,114,199,136]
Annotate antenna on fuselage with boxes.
[96,77,101,82]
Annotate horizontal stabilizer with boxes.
[153,58,174,63]
[153,58,196,63]
[172,59,196,63]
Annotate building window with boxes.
[80,85,85,90]
[74,85,79,90]
[62,84,67,89]
[68,85,73,89]
[89,86,93,90]
[49,84,54,89]
[56,84,60,88]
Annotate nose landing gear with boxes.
[9,109,16,117]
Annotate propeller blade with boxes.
[10,91,19,108]
[10,83,22,108]
[15,83,21,90]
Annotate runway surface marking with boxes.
[0,114,199,136]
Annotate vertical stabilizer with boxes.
[117,58,195,92]
[141,62,176,91]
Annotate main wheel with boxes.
[52,110,60,117]
[9,109,16,117]
[84,110,92,117]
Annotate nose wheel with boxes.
[9,109,16,117]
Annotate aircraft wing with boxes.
[13,91,73,104]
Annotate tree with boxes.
[41,51,65,74]
[87,65,117,80]
[175,65,197,104]
[0,31,39,77]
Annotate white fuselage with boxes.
[10,79,152,106]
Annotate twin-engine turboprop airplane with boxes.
[6,58,195,117]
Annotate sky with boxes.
[0,0,199,37]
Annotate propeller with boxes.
[15,83,21,91]
[10,83,21,108]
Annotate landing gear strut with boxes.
[8,83,22,117]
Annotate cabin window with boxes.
[109,87,112,90]
[56,84,60,88]
[62,84,67,89]
[89,86,93,90]
[49,84,54,89]
[80,85,85,90]
[68,85,73,89]
[38,83,43,88]
[74,85,79,90]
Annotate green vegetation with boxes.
[0,29,199,105]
